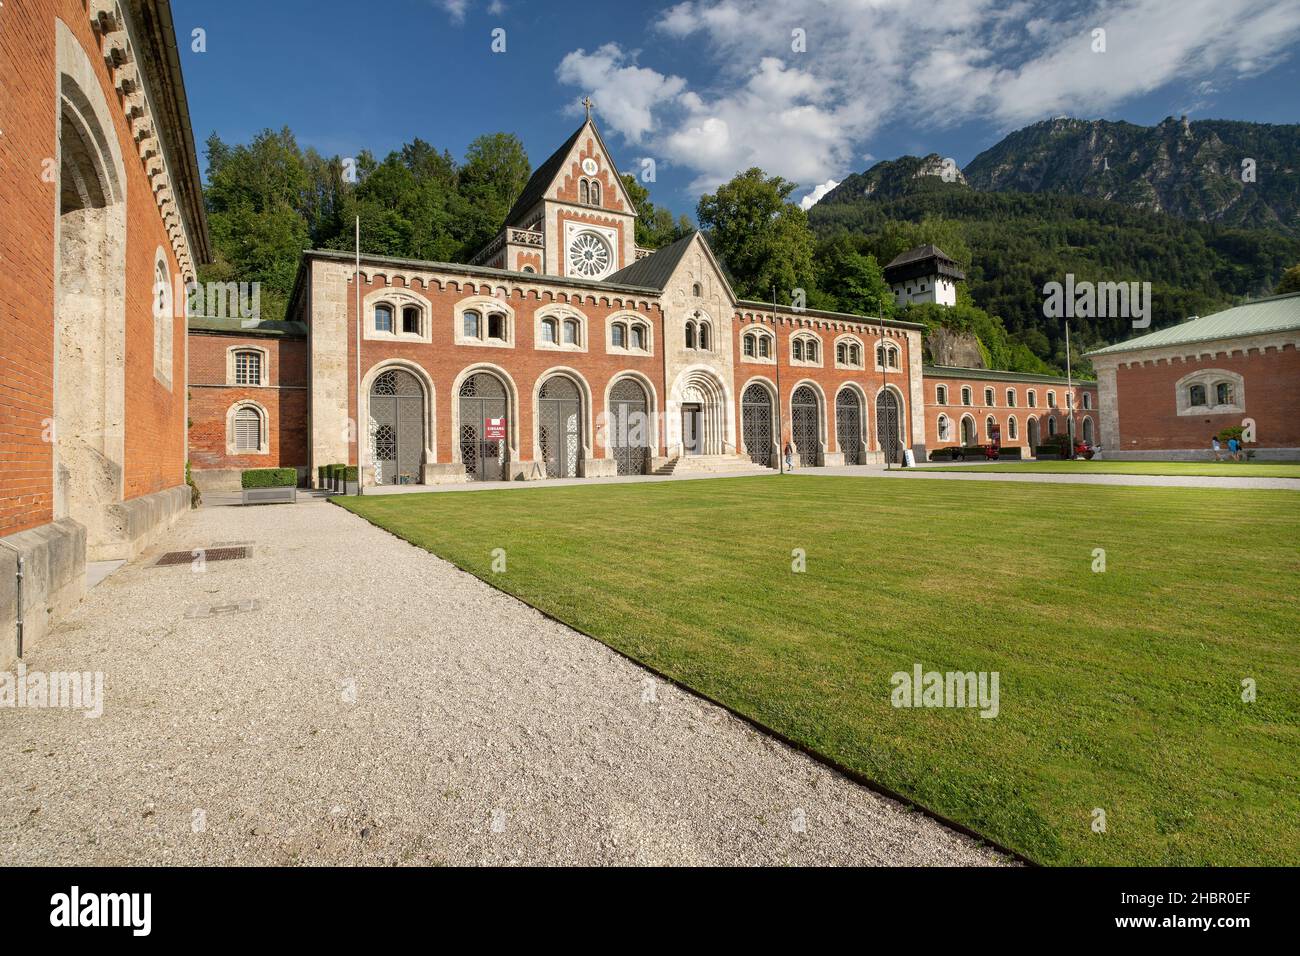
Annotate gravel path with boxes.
[0,497,1007,866]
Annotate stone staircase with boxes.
[669,453,771,475]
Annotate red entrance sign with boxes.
[485,417,506,440]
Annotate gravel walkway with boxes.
[0,497,1007,866]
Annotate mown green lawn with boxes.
[337,476,1299,866]
[925,460,1300,479]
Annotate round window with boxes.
[568,231,611,278]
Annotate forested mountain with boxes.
[963,117,1300,236]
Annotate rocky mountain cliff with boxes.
[962,117,1300,237]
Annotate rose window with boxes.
[568,232,611,278]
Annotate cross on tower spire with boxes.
[582,96,595,121]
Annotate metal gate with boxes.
[836,389,862,464]
[742,382,774,467]
[538,375,581,478]
[370,369,424,484]
[791,385,820,466]
[876,389,901,463]
[459,373,507,481]
[609,378,649,475]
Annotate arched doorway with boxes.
[836,388,863,465]
[742,382,775,467]
[370,369,425,484]
[1027,416,1040,451]
[538,375,582,478]
[459,372,508,480]
[675,368,727,456]
[960,415,976,446]
[791,385,821,466]
[876,390,902,462]
[609,377,650,475]
[1083,416,1094,444]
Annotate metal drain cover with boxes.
[155,546,250,567]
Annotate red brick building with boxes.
[923,366,1100,455]
[187,317,309,490]
[1,0,208,663]
[1087,293,1300,459]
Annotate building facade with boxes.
[924,367,1100,453]
[884,244,965,308]
[1087,292,1300,459]
[1,0,209,665]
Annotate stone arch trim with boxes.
[226,343,270,386]
[530,366,595,463]
[601,371,661,459]
[738,375,779,460]
[360,359,437,470]
[873,383,909,451]
[834,381,870,453]
[668,364,734,456]
[788,378,829,456]
[225,399,270,456]
[450,363,521,464]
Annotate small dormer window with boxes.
[692,282,702,297]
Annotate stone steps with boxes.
[672,454,771,474]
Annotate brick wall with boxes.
[923,374,1100,449]
[0,1,188,535]
[1111,346,1299,450]
[187,332,310,471]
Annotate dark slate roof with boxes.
[923,364,1094,386]
[189,315,307,337]
[884,243,966,282]
[502,123,586,228]
[605,232,697,289]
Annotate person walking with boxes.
[1211,435,1222,461]
[784,442,794,470]
[1227,435,1240,462]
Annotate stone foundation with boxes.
[96,485,191,562]
[0,519,87,669]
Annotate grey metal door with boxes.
[609,378,649,475]
[836,389,862,464]
[682,404,702,455]
[742,382,773,466]
[370,369,424,484]
[459,373,507,481]
[791,385,820,465]
[539,375,581,478]
[876,390,901,462]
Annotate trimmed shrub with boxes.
[241,468,297,489]
[344,465,359,481]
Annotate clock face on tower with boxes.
[581,157,598,176]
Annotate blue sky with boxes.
[174,0,1300,220]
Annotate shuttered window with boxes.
[234,406,262,452]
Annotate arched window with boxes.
[579,179,589,204]
[521,265,536,273]
[850,344,861,365]
[792,337,804,361]
[232,405,264,453]
[1188,384,1206,406]
[961,386,972,406]
[984,387,995,406]
[1048,416,1057,436]
[401,305,421,335]
[986,415,996,440]
[590,180,601,205]
[563,318,580,346]
[463,310,481,339]
[757,334,771,358]
[685,321,697,350]
[487,312,507,341]
[1048,390,1057,408]
[876,344,899,369]
[630,324,646,350]
[234,349,262,386]
[1083,392,1092,410]
[541,318,558,344]
[612,322,627,348]
[1027,390,1037,408]
[1008,416,1019,440]
[1006,388,1016,407]
[836,342,847,364]
[698,322,711,351]
[744,334,756,357]
[938,414,951,442]
[692,282,702,297]
[807,338,818,362]
[1083,417,1094,444]
[375,304,394,333]
[960,415,976,446]
[1215,382,1234,406]
[153,254,173,386]
[936,384,948,405]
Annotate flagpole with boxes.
[355,215,363,495]
[772,286,785,476]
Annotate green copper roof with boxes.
[1087,291,1300,356]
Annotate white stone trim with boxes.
[1174,367,1245,416]
[530,367,595,464]
[364,286,433,344]
[605,310,654,356]
[359,359,437,472]
[601,372,661,459]
[534,304,590,353]
[226,343,270,386]
[789,331,823,367]
[454,295,516,348]
[449,364,520,464]
[226,400,269,455]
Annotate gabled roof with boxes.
[501,118,639,228]
[884,244,966,282]
[189,315,307,338]
[1086,291,1300,357]
[605,232,697,289]
[886,244,957,268]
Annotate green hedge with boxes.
[318,465,327,487]
[344,466,358,481]
[241,468,297,489]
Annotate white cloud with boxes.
[799,179,840,210]
[554,0,1300,194]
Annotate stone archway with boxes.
[672,367,729,457]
